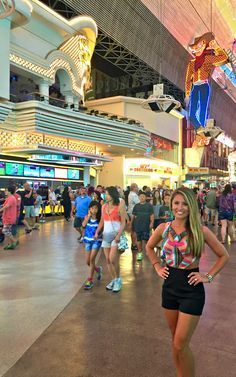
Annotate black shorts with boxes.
[136,231,150,242]
[74,217,84,228]
[162,266,205,316]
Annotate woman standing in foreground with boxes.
[146,187,229,377]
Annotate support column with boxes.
[65,94,73,108]
[73,96,79,110]
[0,19,11,100]
[83,167,90,186]
[38,81,50,102]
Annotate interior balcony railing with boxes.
[9,92,144,128]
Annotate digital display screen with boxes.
[0,162,5,175]
[55,168,67,179]
[6,162,24,176]
[40,167,55,178]
[68,169,80,180]
[24,164,40,177]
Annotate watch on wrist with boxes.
[206,273,214,283]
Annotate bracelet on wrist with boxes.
[206,273,214,283]
[153,261,159,268]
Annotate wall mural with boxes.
[185,32,228,148]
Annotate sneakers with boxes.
[25,228,32,234]
[137,252,143,262]
[4,243,15,250]
[96,266,103,281]
[32,224,40,230]
[84,279,94,290]
[106,279,115,290]
[112,277,122,292]
[79,237,84,243]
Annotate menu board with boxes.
[24,164,40,177]
[0,162,5,175]
[55,168,67,179]
[68,169,81,180]
[5,162,24,176]
[40,166,55,178]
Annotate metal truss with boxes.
[40,0,185,104]
[40,0,77,19]
[95,30,184,103]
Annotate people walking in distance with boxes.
[61,186,71,221]
[12,185,21,245]
[74,187,91,242]
[218,184,235,244]
[127,183,139,252]
[205,187,218,226]
[93,190,104,205]
[0,186,18,250]
[21,182,36,233]
[131,191,154,262]
[82,201,103,290]
[33,190,43,226]
[157,192,172,224]
[49,187,57,215]
[152,189,163,230]
[146,187,229,377]
[95,186,126,293]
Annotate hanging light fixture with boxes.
[141,0,181,115]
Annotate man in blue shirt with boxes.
[74,187,91,242]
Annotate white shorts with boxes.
[101,239,118,248]
[34,208,40,217]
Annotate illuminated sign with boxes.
[55,168,67,179]
[0,162,5,175]
[188,167,209,174]
[220,64,236,86]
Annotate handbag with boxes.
[118,232,129,253]
[106,204,129,252]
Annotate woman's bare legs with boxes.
[103,247,117,279]
[227,220,235,241]
[220,219,227,243]
[164,309,181,376]
[164,310,200,377]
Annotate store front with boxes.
[0,157,85,190]
[183,167,229,188]
[124,158,180,189]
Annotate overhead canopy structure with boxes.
[37,1,236,139]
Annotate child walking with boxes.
[82,201,103,290]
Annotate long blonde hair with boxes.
[171,187,204,258]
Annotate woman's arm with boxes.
[115,204,126,241]
[146,223,169,279]
[188,226,229,285]
[202,226,229,277]
[94,217,104,238]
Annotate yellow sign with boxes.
[188,167,209,174]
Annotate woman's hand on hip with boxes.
[155,265,169,279]
[188,272,209,285]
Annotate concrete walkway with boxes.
[1,220,235,377]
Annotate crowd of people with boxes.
[0,180,233,377]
